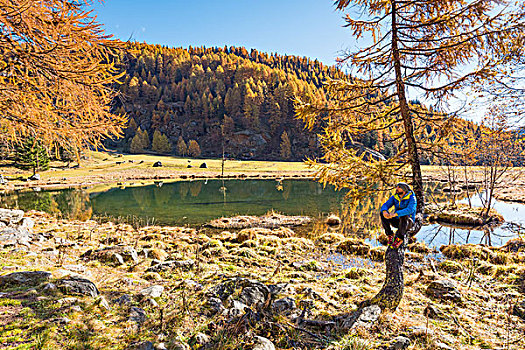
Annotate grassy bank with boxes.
[0,212,524,349]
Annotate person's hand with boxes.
[383,211,392,219]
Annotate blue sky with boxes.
[92,0,354,66]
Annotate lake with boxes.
[1,179,523,249]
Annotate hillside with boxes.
[108,43,340,160]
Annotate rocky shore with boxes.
[0,209,524,349]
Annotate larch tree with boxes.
[176,136,187,156]
[296,0,524,311]
[187,140,201,158]
[152,130,172,154]
[0,0,126,156]
[280,131,292,160]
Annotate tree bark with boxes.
[363,245,405,310]
[391,0,425,213]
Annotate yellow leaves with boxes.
[0,0,125,151]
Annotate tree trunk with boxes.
[364,245,405,310]
[391,0,424,213]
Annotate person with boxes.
[380,182,417,249]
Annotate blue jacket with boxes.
[381,191,417,221]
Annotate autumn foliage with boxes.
[0,0,126,156]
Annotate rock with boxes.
[140,285,164,299]
[52,317,71,325]
[224,300,248,318]
[325,215,341,226]
[0,174,6,185]
[0,209,24,225]
[85,246,139,266]
[252,336,276,350]
[0,226,33,247]
[339,305,381,329]
[96,296,111,310]
[187,164,192,168]
[129,306,146,326]
[424,303,444,319]
[272,297,296,314]
[42,282,58,294]
[28,173,41,181]
[513,300,525,320]
[389,336,411,349]
[191,332,211,347]
[147,259,195,272]
[155,343,167,350]
[134,341,154,350]
[153,161,162,167]
[56,277,99,298]
[426,280,462,303]
[0,271,51,289]
[205,297,225,315]
[199,162,207,168]
[113,294,132,305]
[433,341,454,350]
[145,297,159,308]
[167,341,190,350]
[70,305,82,313]
[238,280,269,307]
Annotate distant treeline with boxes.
[108,43,343,160]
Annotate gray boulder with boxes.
[0,271,51,289]
[389,336,411,350]
[140,285,164,299]
[339,304,382,330]
[147,259,195,272]
[83,246,138,266]
[0,209,24,225]
[28,173,41,181]
[252,336,275,350]
[199,162,207,168]
[134,341,154,350]
[56,277,99,298]
[129,306,146,326]
[426,280,462,303]
[272,297,296,314]
[153,161,162,168]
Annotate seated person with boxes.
[380,182,417,249]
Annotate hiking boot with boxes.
[391,237,404,249]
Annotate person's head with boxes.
[395,182,411,197]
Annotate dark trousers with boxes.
[380,212,412,240]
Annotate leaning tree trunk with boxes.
[364,245,405,310]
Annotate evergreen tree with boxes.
[15,137,50,174]
[187,140,201,158]
[176,136,187,156]
[152,130,172,153]
[280,131,292,160]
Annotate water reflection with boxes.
[0,180,523,249]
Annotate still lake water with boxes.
[1,179,523,249]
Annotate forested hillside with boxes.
[109,43,488,163]
[110,43,338,160]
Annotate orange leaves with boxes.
[0,0,126,151]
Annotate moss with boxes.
[407,241,432,254]
[439,260,464,273]
[344,268,368,280]
[336,239,370,256]
[426,203,504,226]
[370,246,386,261]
